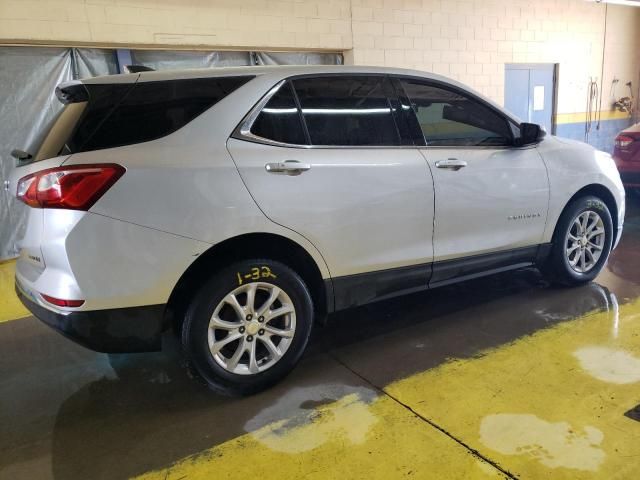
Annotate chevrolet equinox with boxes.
[10,66,625,395]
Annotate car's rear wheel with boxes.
[542,195,613,286]
[182,259,313,396]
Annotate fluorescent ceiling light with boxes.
[588,0,640,6]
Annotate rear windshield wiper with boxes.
[10,149,32,161]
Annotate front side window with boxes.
[250,81,307,145]
[400,79,513,147]
[292,76,401,146]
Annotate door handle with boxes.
[265,160,311,176]
[435,158,467,171]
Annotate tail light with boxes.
[16,164,125,210]
[41,294,85,308]
[615,134,636,149]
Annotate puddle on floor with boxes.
[573,346,640,384]
[479,413,605,471]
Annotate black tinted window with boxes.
[251,82,307,145]
[400,80,512,147]
[64,83,133,153]
[68,76,252,153]
[293,76,400,146]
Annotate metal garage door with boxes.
[505,63,557,134]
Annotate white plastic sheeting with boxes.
[0,47,118,260]
[129,50,342,70]
[130,50,253,70]
[0,47,342,260]
[254,51,343,65]
[72,48,119,79]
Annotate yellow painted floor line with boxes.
[386,298,640,479]
[134,391,506,480]
[0,260,29,323]
[134,297,640,479]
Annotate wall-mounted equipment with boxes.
[613,81,634,115]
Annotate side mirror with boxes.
[517,123,546,146]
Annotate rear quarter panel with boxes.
[62,73,331,281]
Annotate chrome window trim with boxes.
[232,76,417,150]
[418,144,539,151]
[231,79,307,148]
[231,73,540,151]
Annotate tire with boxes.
[541,195,613,286]
[182,259,314,396]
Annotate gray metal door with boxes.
[505,64,556,133]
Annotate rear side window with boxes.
[56,76,252,155]
[80,76,252,152]
[65,83,134,153]
[400,79,513,147]
[292,76,401,146]
[251,82,307,145]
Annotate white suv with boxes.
[10,66,624,395]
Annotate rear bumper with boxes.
[613,159,640,186]
[618,171,640,187]
[16,282,165,353]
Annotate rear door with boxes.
[396,77,549,283]
[227,75,435,308]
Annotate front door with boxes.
[397,77,549,282]
[227,75,435,307]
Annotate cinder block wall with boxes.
[349,0,640,114]
[0,0,638,119]
[0,0,353,51]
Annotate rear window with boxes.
[34,102,87,161]
[35,76,253,160]
[292,76,401,147]
[64,83,134,153]
[250,81,308,145]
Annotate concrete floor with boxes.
[1,195,640,479]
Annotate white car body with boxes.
[10,65,624,353]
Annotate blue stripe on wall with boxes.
[556,117,634,154]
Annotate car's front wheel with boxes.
[542,195,613,286]
[182,259,314,396]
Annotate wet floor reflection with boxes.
[0,195,639,479]
[385,295,640,479]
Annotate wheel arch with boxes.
[164,232,331,334]
[548,183,618,250]
[540,183,618,284]
[564,184,619,236]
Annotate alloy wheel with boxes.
[207,282,296,375]
[565,210,606,273]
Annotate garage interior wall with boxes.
[349,0,640,151]
[0,0,637,115]
[0,0,639,260]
